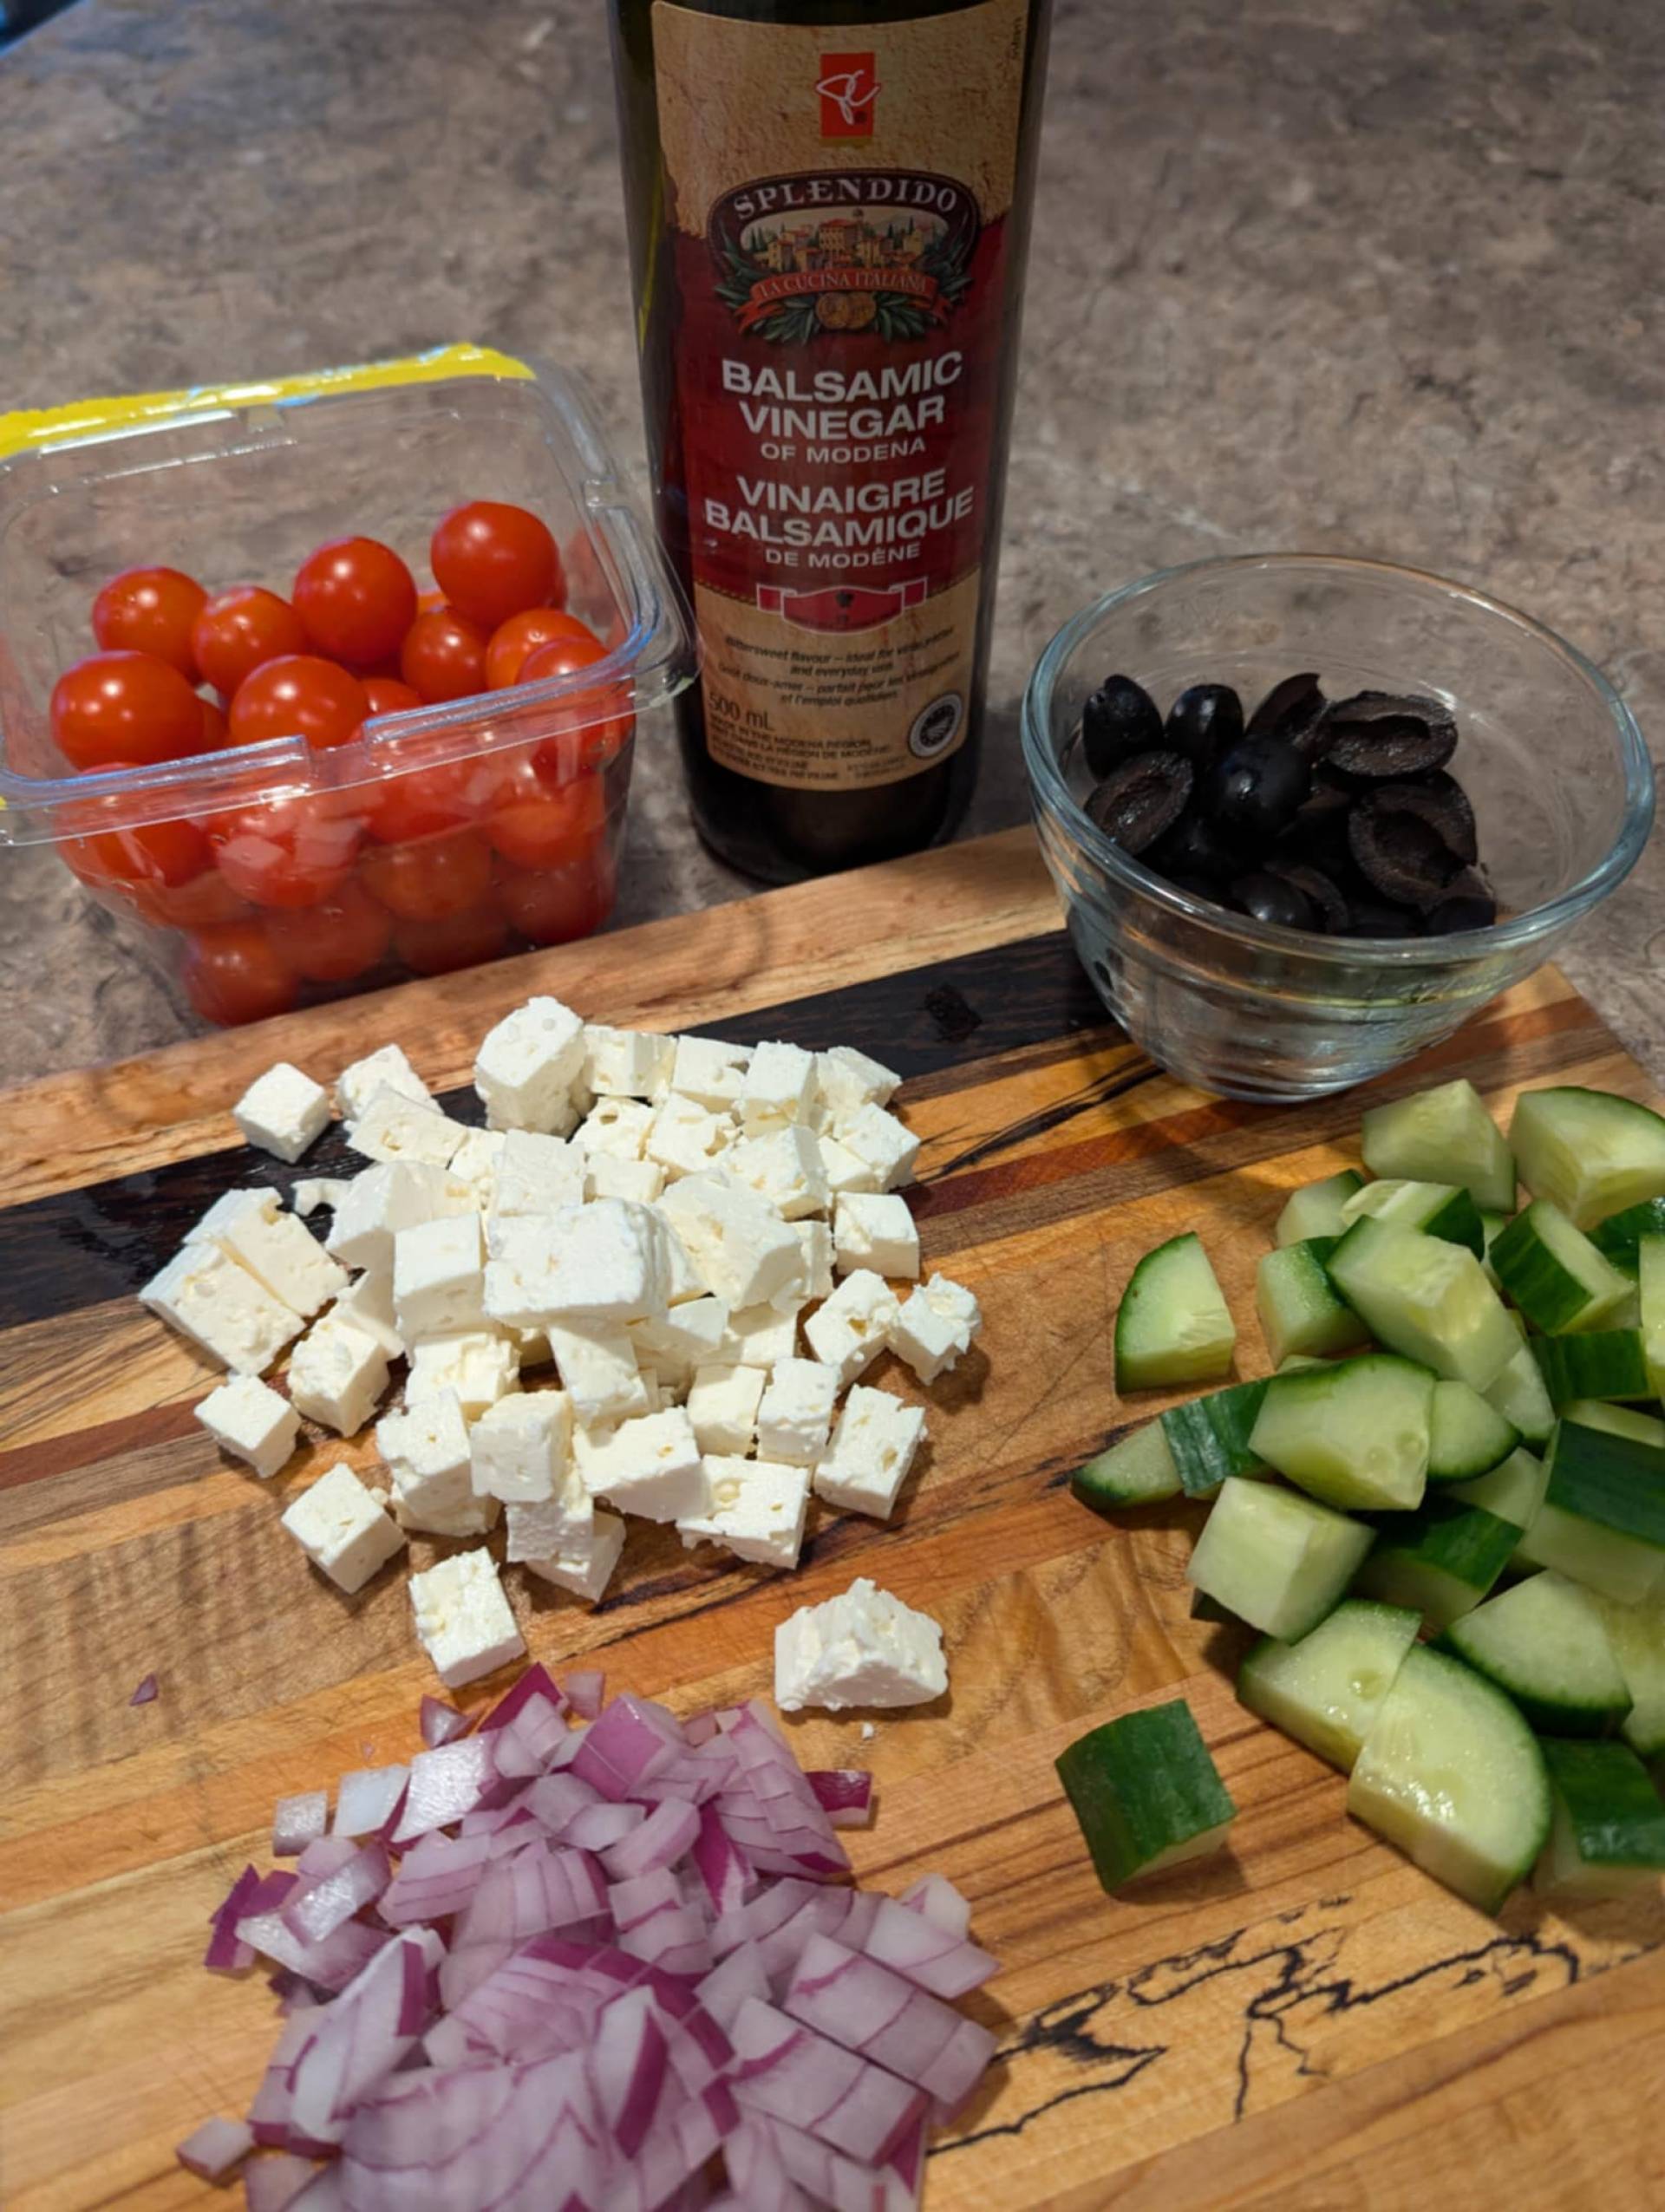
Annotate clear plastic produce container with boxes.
[0,345,695,1021]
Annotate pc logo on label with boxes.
[818,53,880,139]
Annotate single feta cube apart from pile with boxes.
[775,1576,948,1711]
[141,1006,992,1688]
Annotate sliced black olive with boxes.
[1347,792,1465,908]
[1164,683,1243,769]
[1204,734,1312,845]
[1085,750,1194,854]
[1424,870,1498,933]
[1148,809,1239,883]
[1081,674,1165,779]
[1231,871,1316,930]
[1321,691,1459,781]
[1273,773,1355,875]
[1267,862,1348,933]
[1245,671,1328,754]
[1373,772,1478,867]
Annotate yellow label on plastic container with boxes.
[0,342,533,461]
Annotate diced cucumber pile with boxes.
[1071,1075,1665,1921]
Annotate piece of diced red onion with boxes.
[806,1770,875,1827]
[526,1768,603,1834]
[418,1695,471,1749]
[238,1909,389,1993]
[567,1800,647,1851]
[391,1737,500,1846]
[378,1830,494,1926]
[174,2112,252,2180]
[604,1798,702,1882]
[271,1790,330,1858]
[571,1694,684,1801]
[205,1863,260,1974]
[282,1843,391,1943]
[285,1930,441,2147]
[129,1673,159,1707]
[242,2150,323,2211]
[858,1896,997,1999]
[562,1667,605,1719]
[727,1996,926,2168]
[696,1943,770,2034]
[295,1835,360,1882]
[898,1871,971,1940]
[477,1660,566,1733]
[332,1765,407,1840]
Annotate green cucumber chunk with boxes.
[1562,1400,1665,1450]
[1237,1599,1420,1773]
[1249,1353,1433,1512]
[1073,1422,1180,1514]
[1275,1171,1365,1248]
[1115,1232,1236,1390]
[1347,1643,1551,1914]
[1340,1178,1485,1257]
[1355,1497,1522,1631]
[1427,1378,1519,1484]
[1054,1700,1237,1891]
[1451,1444,1548,1531]
[1442,1571,1633,1736]
[1361,1079,1517,1213]
[1255,1239,1371,1367]
[1160,1379,1270,1499]
[1511,1086,1665,1230]
[1483,1341,1557,1446]
[1533,1738,1665,1899]
[1531,1330,1655,1409]
[1186,1475,1373,1641]
[1512,1419,1665,1602]
[1590,1197,1665,1276]
[1326,1217,1518,1392]
[1642,1237,1665,1399]
[1490,1199,1631,1335]
[1590,1594,1665,1759]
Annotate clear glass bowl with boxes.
[1022,554,1655,1100]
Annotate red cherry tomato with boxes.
[486,772,609,872]
[362,676,423,718]
[193,586,309,699]
[400,607,488,705]
[393,900,511,977]
[498,852,613,946]
[91,567,207,680]
[359,827,494,921]
[230,656,369,754]
[51,651,206,771]
[267,878,394,983]
[181,923,299,1025]
[292,537,418,669]
[207,791,362,910]
[367,762,480,845]
[199,697,231,751]
[519,634,636,779]
[431,501,561,631]
[63,813,212,895]
[485,608,597,691]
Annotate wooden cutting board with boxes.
[3,825,1662,2212]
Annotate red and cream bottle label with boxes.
[651,0,1028,789]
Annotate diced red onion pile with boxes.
[183,1665,999,2209]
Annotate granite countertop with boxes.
[2,0,1662,1088]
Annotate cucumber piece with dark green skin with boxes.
[1340,1178,1486,1257]
[1237,1599,1420,1772]
[1590,1592,1665,1759]
[1348,1644,1551,1915]
[1532,1737,1665,1899]
[1054,1700,1237,1892]
[1562,1400,1665,1450]
[1512,1418,1665,1603]
[1511,1086,1665,1230]
[1590,1197,1665,1277]
[1450,1445,1548,1535]
[1072,1422,1180,1514]
[1255,1239,1371,1367]
[1355,1497,1523,1631]
[1326,1217,1518,1392]
[1483,1341,1557,1447]
[1490,1200,1632,1334]
[1442,1571,1633,1736]
[1185,1476,1373,1641]
[1114,1232,1236,1390]
[1530,1330,1655,1409]
[1160,1379,1270,1499]
[1248,1354,1433,1512]
[1427,1378,1519,1483]
[1361,1079,1517,1213]
[1275,1171,1365,1249]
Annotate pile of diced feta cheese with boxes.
[142,1001,983,1697]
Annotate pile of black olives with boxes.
[1077,670,1496,936]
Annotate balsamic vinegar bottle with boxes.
[609,0,1053,881]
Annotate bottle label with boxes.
[651,0,1028,790]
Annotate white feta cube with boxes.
[519,1510,627,1603]
[663,1223,705,1307]
[686,1363,767,1456]
[503,1453,593,1557]
[474,996,586,1132]
[679,1457,809,1569]
[585,1153,667,1204]
[498,1199,670,1325]
[724,1126,830,1221]
[281,1462,406,1594]
[813,1386,926,1517]
[187,1188,348,1318]
[670,1034,752,1109]
[330,1269,403,1358]
[584,1025,676,1100]
[378,1389,491,1536]
[286,1316,390,1435]
[834,1103,920,1193]
[492,1131,588,1220]
[233,1062,330,1164]
[921,1271,983,1338]
[819,1136,881,1197]
[406,1330,520,1420]
[814,1047,901,1120]
[755,1358,839,1466]
[326,1162,470,1273]
[294,1177,351,1217]
[738,1040,817,1132]
[787,1221,834,1307]
[832,1193,920,1282]
[578,1096,654,1160]
[802,1269,899,1387]
[348,1086,466,1171]
[658,1175,801,1310]
[141,1243,302,1376]
[196,1373,299,1478]
[409,1549,525,1688]
[545,1317,650,1425]
[470,1390,572,1503]
[336,1043,431,1124]
[446,1126,505,1212]
[890,1274,981,1382]
[630,1296,731,1389]
[646,1093,735,1180]
[393,1213,486,1342]
[722,1302,802,1368]
[774,1576,946,1712]
[576,1407,708,1522]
